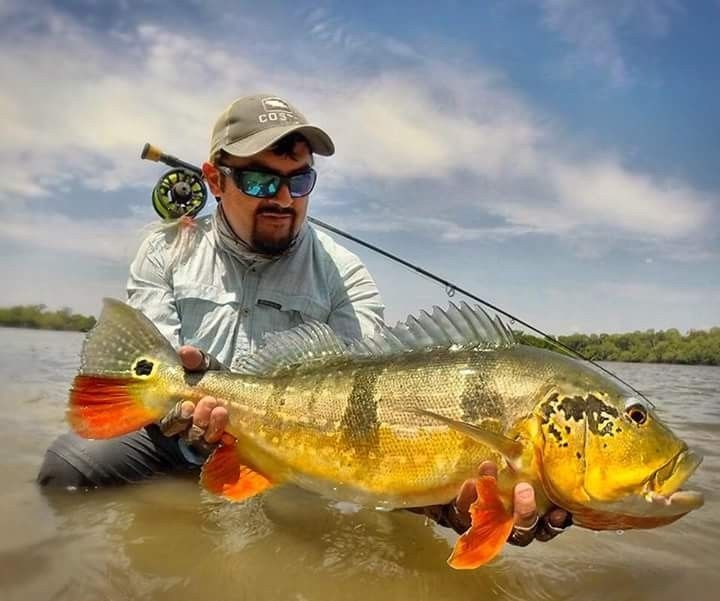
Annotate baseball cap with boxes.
[209,94,335,159]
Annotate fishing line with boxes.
[140,143,652,407]
[308,217,653,407]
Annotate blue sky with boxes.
[0,0,718,334]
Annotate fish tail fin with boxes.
[68,298,181,438]
[448,476,515,569]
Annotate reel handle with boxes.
[141,143,203,176]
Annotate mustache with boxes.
[255,206,295,216]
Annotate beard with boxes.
[251,206,297,255]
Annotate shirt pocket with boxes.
[252,289,331,342]
[173,282,240,348]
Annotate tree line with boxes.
[0,305,96,332]
[1,304,718,365]
[514,327,720,366]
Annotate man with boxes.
[38,95,570,545]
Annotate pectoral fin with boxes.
[448,475,515,569]
[200,438,274,501]
[411,408,524,461]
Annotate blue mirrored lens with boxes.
[241,172,280,197]
[288,170,316,197]
[234,168,316,198]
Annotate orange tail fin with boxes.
[69,375,164,438]
[201,437,274,501]
[67,299,181,439]
[448,476,514,569]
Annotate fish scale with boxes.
[173,348,554,508]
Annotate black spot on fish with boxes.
[565,426,571,434]
[459,370,504,422]
[576,452,582,459]
[340,370,379,454]
[547,423,563,442]
[539,393,560,425]
[134,359,153,376]
[562,442,568,447]
[548,394,619,437]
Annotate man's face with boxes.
[204,141,312,255]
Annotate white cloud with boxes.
[321,69,540,181]
[544,158,708,238]
[0,1,715,334]
[536,0,682,85]
[0,12,260,205]
[0,0,713,261]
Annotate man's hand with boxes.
[415,461,572,546]
[157,345,230,452]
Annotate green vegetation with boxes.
[515,328,720,366]
[1,303,717,365]
[0,305,96,332]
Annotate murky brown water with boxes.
[1,328,718,601]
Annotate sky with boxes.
[0,0,718,334]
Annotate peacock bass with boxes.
[68,299,704,569]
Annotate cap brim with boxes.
[221,124,335,158]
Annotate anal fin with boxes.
[200,438,274,502]
[448,475,514,569]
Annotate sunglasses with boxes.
[216,165,317,199]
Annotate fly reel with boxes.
[141,143,207,220]
[151,168,207,219]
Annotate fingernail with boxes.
[516,483,534,500]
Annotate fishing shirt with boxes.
[126,212,385,370]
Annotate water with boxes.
[1,328,718,601]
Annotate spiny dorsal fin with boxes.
[350,302,514,357]
[237,322,349,376]
[237,302,514,376]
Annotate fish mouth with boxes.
[642,448,704,512]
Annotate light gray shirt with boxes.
[126,214,385,370]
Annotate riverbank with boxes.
[516,328,720,366]
[2,304,717,365]
[0,305,95,332]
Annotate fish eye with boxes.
[626,404,648,425]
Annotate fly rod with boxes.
[306,218,652,406]
[141,142,651,405]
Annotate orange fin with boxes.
[68,375,162,438]
[200,438,274,501]
[448,475,514,569]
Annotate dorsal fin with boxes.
[237,302,514,376]
[237,322,349,376]
[350,302,514,357]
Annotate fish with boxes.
[68,299,704,569]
